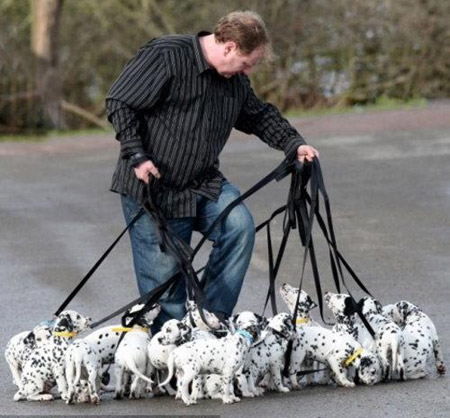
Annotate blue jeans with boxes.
[121,180,255,331]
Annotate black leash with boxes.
[54,208,145,317]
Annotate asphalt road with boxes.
[1,107,449,418]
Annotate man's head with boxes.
[204,11,272,78]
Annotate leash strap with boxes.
[54,208,145,317]
[89,272,181,329]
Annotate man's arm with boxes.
[234,76,318,163]
[105,44,170,180]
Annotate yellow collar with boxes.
[296,318,310,325]
[53,331,78,338]
[344,348,365,367]
[111,326,149,333]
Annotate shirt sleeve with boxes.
[234,75,307,160]
[105,43,170,160]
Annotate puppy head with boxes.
[184,300,222,331]
[53,314,74,334]
[159,319,191,344]
[357,353,382,385]
[267,313,294,339]
[144,303,162,324]
[359,297,383,316]
[394,300,418,323]
[324,292,355,319]
[280,284,317,317]
[57,310,91,333]
[231,311,266,330]
[231,311,264,342]
[122,303,161,328]
[381,303,401,324]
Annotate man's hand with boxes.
[297,144,319,164]
[133,160,161,184]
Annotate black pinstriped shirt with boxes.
[106,32,306,218]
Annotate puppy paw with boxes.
[223,396,237,404]
[278,386,290,393]
[437,364,446,375]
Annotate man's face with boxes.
[218,42,265,78]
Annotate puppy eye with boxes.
[166,328,172,333]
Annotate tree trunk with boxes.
[31,0,65,129]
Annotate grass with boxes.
[0,97,428,142]
[0,127,113,143]
[285,96,428,118]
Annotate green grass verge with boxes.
[0,97,428,142]
[285,97,428,118]
[0,128,113,143]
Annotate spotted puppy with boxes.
[237,313,294,397]
[182,299,229,336]
[359,297,405,380]
[160,311,261,405]
[280,283,320,326]
[325,292,376,352]
[14,310,91,402]
[114,304,161,400]
[5,324,53,387]
[83,303,161,367]
[289,325,382,388]
[147,319,192,395]
[383,300,446,379]
[65,339,103,404]
[279,284,327,386]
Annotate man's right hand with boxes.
[133,160,161,183]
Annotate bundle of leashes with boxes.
[50,154,376,381]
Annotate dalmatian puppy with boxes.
[324,292,376,352]
[113,304,160,400]
[383,300,446,379]
[5,324,53,387]
[289,325,382,388]
[83,302,162,366]
[182,299,229,336]
[65,340,102,404]
[160,312,261,405]
[280,283,320,326]
[279,284,328,386]
[146,319,192,396]
[237,313,294,397]
[359,297,405,380]
[13,310,91,402]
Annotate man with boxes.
[106,11,318,331]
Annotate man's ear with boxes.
[223,41,237,56]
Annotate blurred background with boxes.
[1,0,449,134]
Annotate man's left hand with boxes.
[297,144,319,164]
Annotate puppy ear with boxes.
[23,332,36,348]
[375,300,383,314]
[307,296,318,310]
[343,297,357,316]
[54,315,73,332]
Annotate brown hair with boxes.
[214,11,272,58]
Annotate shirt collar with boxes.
[192,31,211,74]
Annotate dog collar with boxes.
[112,326,149,333]
[236,330,254,345]
[344,348,365,367]
[52,331,78,338]
[296,318,310,325]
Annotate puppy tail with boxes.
[125,358,154,385]
[159,352,175,388]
